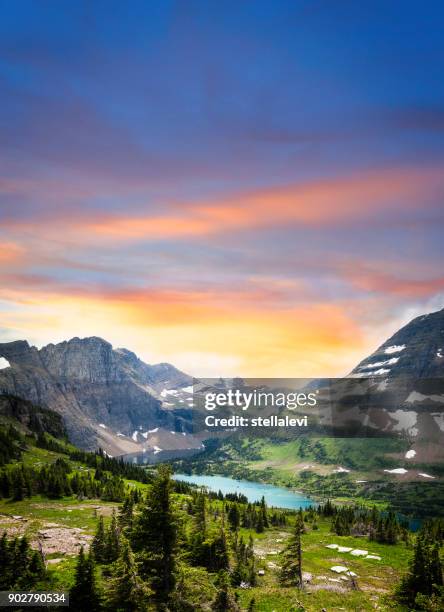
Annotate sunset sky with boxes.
[1,1,444,377]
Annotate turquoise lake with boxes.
[173,473,315,510]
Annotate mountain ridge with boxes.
[0,307,443,455]
[0,336,195,454]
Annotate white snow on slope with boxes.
[388,409,418,435]
[0,357,10,369]
[384,468,408,474]
[148,427,159,433]
[384,344,406,354]
[432,414,444,432]
[361,357,399,369]
[182,385,194,393]
[350,549,368,556]
[99,423,107,429]
[330,566,348,573]
[418,473,436,479]
[160,388,178,398]
[333,467,351,473]
[132,431,138,441]
[405,450,416,459]
[406,391,444,404]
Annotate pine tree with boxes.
[12,469,25,501]
[70,547,102,612]
[28,550,46,582]
[118,495,134,532]
[106,537,152,611]
[91,516,107,563]
[260,496,269,528]
[131,465,177,603]
[280,513,304,587]
[228,504,240,532]
[255,512,264,534]
[213,570,240,611]
[194,491,206,535]
[430,543,443,588]
[105,510,121,563]
[395,535,443,607]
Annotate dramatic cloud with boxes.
[1,2,443,375]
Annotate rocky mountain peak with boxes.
[0,336,193,452]
[352,307,444,378]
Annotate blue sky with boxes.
[1,1,443,376]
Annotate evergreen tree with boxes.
[131,465,177,603]
[228,504,240,532]
[395,535,443,607]
[91,516,107,563]
[260,496,269,528]
[105,510,121,563]
[106,537,152,611]
[118,495,134,532]
[280,513,304,587]
[70,547,102,612]
[213,570,240,611]
[430,543,443,588]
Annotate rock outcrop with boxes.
[0,336,193,453]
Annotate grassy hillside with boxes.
[173,435,444,518]
[0,397,443,610]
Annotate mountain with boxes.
[344,308,444,464]
[1,308,443,458]
[0,337,200,455]
[352,307,444,378]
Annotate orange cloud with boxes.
[80,165,444,241]
[347,269,444,298]
[0,242,24,263]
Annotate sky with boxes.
[1,0,444,377]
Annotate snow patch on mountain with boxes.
[432,414,444,431]
[388,410,418,435]
[384,468,408,474]
[0,357,10,370]
[360,357,399,369]
[384,344,406,354]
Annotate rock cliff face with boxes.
[0,337,193,453]
[352,308,444,378]
[346,308,444,463]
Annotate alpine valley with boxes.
[0,309,443,611]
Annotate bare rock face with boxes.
[349,308,444,457]
[352,307,444,379]
[0,336,192,452]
